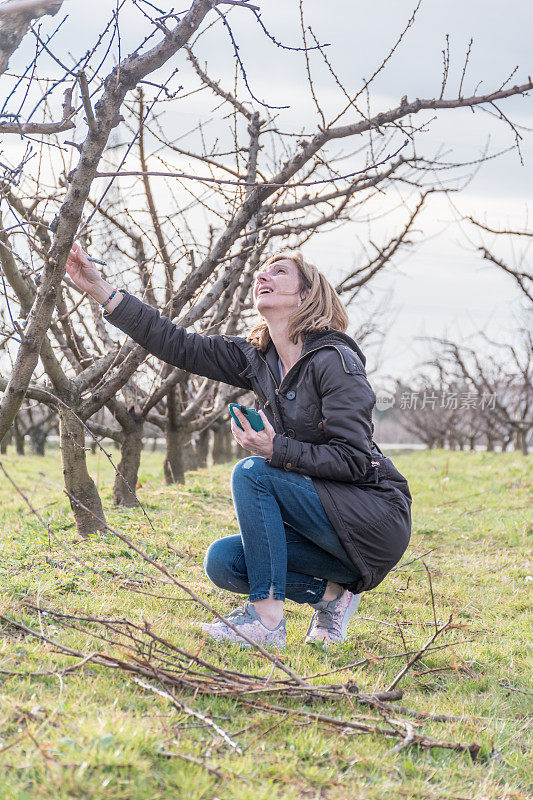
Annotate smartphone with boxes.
[229,403,265,432]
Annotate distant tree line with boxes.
[375,326,532,454]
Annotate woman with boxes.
[65,244,412,650]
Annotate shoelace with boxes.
[215,604,284,632]
[225,605,246,619]
[215,603,253,625]
[313,606,342,636]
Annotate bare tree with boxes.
[0,400,55,454]
[396,329,533,452]
[1,1,532,536]
[0,0,243,442]
[428,330,533,454]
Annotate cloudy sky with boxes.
[4,0,532,382]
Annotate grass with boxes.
[0,445,531,800]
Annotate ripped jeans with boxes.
[203,456,361,604]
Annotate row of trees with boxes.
[0,402,248,468]
[5,314,530,464]
[386,326,532,452]
[0,0,531,537]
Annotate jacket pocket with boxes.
[300,403,327,443]
[302,402,321,424]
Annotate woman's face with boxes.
[253,258,307,319]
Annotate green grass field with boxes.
[0,447,531,800]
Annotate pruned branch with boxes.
[0,84,75,133]
[0,0,63,77]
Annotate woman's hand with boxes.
[230,408,275,459]
[65,242,104,295]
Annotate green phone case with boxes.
[229,403,265,432]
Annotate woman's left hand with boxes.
[230,409,275,459]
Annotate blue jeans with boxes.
[203,456,361,604]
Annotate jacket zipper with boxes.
[257,347,326,432]
[256,353,283,430]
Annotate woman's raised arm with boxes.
[66,242,124,313]
[65,244,253,390]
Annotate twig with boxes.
[422,561,439,634]
[92,141,408,188]
[133,676,243,754]
[0,86,75,133]
[386,615,454,691]
[77,70,96,130]
[387,721,415,755]
[237,698,481,758]
[18,476,310,688]
[304,639,466,680]
[0,651,98,677]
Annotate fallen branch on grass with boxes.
[133,676,243,754]
[237,698,481,759]
[0,460,481,759]
[386,615,455,692]
[0,606,482,759]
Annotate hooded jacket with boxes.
[105,292,412,594]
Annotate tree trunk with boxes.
[164,424,187,484]
[14,431,25,454]
[516,428,529,456]
[231,436,247,461]
[30,426,48,456]
[196,428,210,469]
[14,420,25,455]
[113,417,144,507]
[502,433,514,451]
[212,418,232,464]
[183,435,198,471]
[0,426,11,454]
[223,423,233,461]
[164,385,186,484]
[59,406,106,538]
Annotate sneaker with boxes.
[200,602,287,649]
[305,589,361,645]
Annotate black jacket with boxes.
[105,293,412,593]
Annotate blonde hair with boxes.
[247,249,349,351]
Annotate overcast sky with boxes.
[4,0,532,382]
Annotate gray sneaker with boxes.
[305,589,361,645]
[200,602,287,649]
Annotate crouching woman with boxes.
[66,244,412,649]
